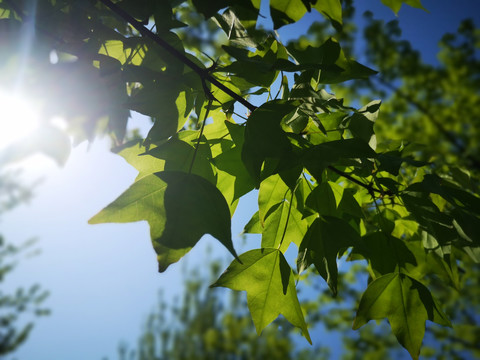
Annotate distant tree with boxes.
[0,173,49,355]
[114,261,329,360]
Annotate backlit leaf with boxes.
[262,199,308,252]
[89,171,237,272]
[270,0,307,29]
[242,101,297,185]
[353,273,451,360]
[298,216,360,295]
[212,248,311,343]
[258,174,290,225]
[380,0,427,15]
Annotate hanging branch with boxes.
[97,0,387,197]
[97,0,257,113]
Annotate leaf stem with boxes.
[189,99,212,174]
[278,186,296,250]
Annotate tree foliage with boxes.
[1,0,479,358]
[115,261,327,360]
[0,173,49,355]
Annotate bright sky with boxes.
[2,1,479,359]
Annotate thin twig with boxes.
[328,166,385,195]
[98,0,257,113]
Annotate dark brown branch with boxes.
[97,0,257,113]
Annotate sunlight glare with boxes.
[0,89,40,150]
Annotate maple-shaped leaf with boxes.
[89,171,238,272]
[297,216,360,295]
[262,199,308,252]
[241,101,297,186]
[353,272,451,360]
[212,248,312,344]
[258,174,290,225]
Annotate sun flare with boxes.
[0,89,40,150]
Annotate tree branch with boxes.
[327,166,385,196]
[99,0,386,196]
[97,0,257,113]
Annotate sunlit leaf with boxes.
[89,171,238,272]
[212,248,311,343]
[262,199,308,252]
[258,174,290,225]
[270,0,307,29]
[380,0,427,15]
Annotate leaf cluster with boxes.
[1,0,479,358]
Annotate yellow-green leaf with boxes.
[89,171,238,271]
[353,272,451,360]
[212,248,311,343]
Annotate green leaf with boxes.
[270,0,307,29]
[147,132,216,185]
[452,209,480,246]
[353,273,451,360]
[262,199,308,252]
[305,181,342,217]
[401,192,457,246]
[222,39,287,87]
[380,0,427,15]
[127,85,190,142]
[420,174,480,214]
[298,216,360,295]
[113,140,165,180]
[242,101,297,185]
[258,174,290,225]
[338,188,364,218]
[303,139,376,182]
[287,38,377,83]
[357,232,417,278]
[244,211,262,234]
[312,0,342,27]
[214,145,256,203]
[212,248,311,343]
[347,100,381,150]
[89,171,237,272]
[213,8,258,48]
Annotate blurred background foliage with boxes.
[113,259,479,359]
[0,172,49,355]
[0,0,479,357]
[106,1,480,359]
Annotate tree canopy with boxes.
[0,0,479,358]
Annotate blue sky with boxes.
[2,1,480,359]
